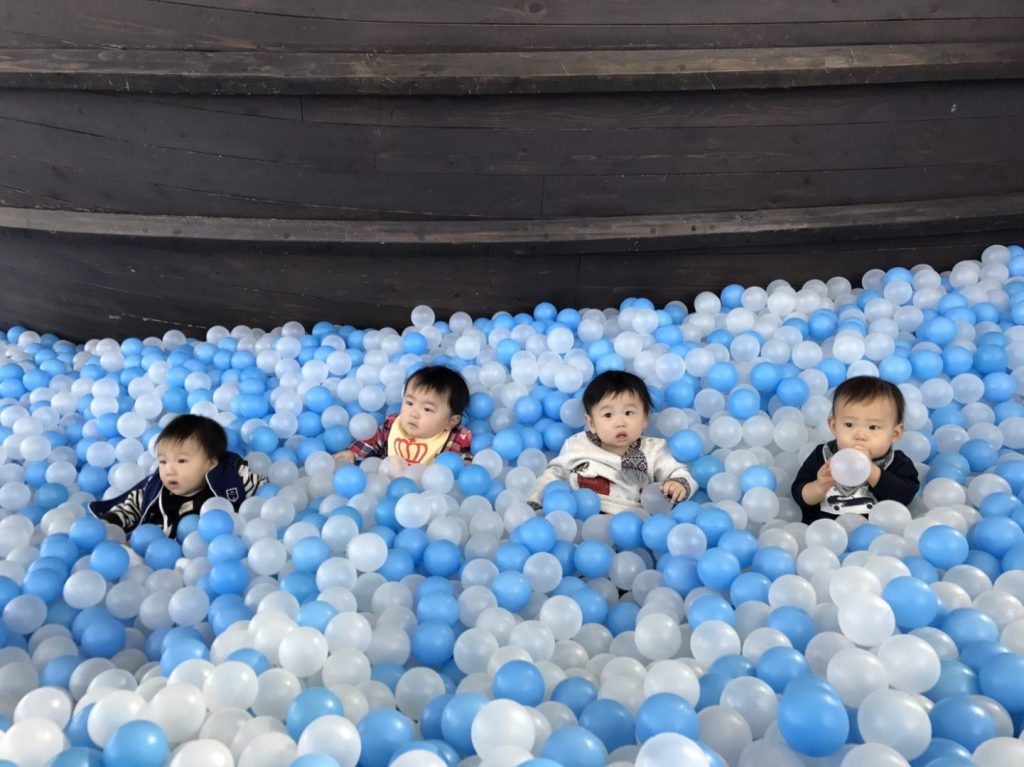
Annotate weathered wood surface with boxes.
[2,196,1022,250]
[2,217,1019,341]
[2,1,1022,52]
[0,44,1022,95]
[0,81,1020,220]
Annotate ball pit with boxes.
[0,247,1023,766]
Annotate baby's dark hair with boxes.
[832,376,905,424]
[157,414,227,458]
[405,365,470,415]
[583,371,653,415]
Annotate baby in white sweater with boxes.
[529,371,696,515]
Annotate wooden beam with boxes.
[0,44,1022,95]
[2,195,1022,252]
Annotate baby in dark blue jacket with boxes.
[90,414,266,538]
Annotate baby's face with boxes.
[399,385,459,440]
[584,391,648,456]
[157,437,218,495]
[828,397,904,460]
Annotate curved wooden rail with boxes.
[1,195,1022,249]
[0,44,1021,95]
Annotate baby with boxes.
[334,364,472,465]
[529,371,696,515]
[792,375,919,523]
[91,414,266,538]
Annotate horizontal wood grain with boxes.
[0,44,1021,95]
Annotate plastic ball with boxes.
[104,720,169,767]
[828,448,872,487]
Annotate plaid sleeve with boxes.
[347,415,394,459]
[443,425,474,456]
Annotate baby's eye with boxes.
[844,422,854,428]
[869,425,880,430]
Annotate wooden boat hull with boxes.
[1,3,1023,339]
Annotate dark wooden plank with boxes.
[0,229,581,339]
[542,164,1024,217]
[0,116,544,219]
[0,45,1021,95]
[368,116,1022,176]
[302,82,1024,130]
[575,230,1024,309]
[0,153,545,220]
[8,1,1024,27]
[3,20,1023,53]
[128,94,303,120]
[7,90,1015,181]
[0,91,373,172]
[2,195,1022,251]
[4,222,1024,342]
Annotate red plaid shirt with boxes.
[348,413,473,462]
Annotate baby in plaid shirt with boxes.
[334,365,472,466]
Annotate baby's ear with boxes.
[447,413,462,429]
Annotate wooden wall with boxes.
[0,2,1023,340]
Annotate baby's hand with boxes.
[816,461,833,484]
[333,450,356,464]
[661,480,689,503]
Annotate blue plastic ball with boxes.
[540,725,608,767]
[696,548,741,590]
[918,525,969,570]
[356,709,414,767]
[929,696,998,750]
[333,464,367,497]
[493,660,545,706]
[882,576,940,630]
[578,699,635,752]
[979,652,1024,715]
[777,677,849,757]
[634,692,699,742]
[440,693,488,755]
[103,720,168,767]
[669,430,704,463]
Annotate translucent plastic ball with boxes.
[471,699,536,758]
[635,733,709,767]
[829,448,872,487]
[837,593,896,647]
[856,688,931,760]
[347,533,388,572]
[0,719,68,767]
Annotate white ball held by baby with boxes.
[830,448,872,487]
